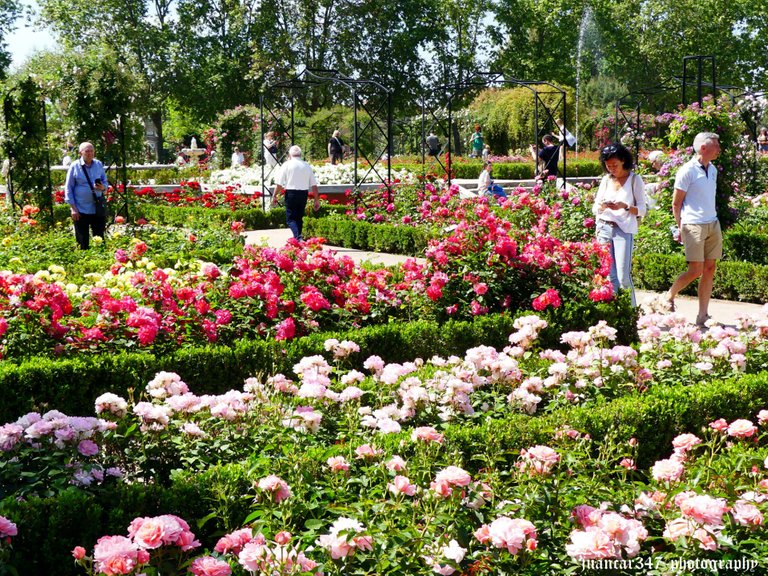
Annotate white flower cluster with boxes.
[311,163,415,185]
[208,163,415,188]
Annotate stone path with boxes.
[243,228,422,267]
[243,228,766,328]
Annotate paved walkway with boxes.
[636,290,765,328]
[243,228,422,267]
[243,228,766,327]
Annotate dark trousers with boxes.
[74,213,106,249]
[284,189,309,241]
[330,151,342,164]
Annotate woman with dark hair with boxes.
[592,142,646,306]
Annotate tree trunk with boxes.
[452,123,463,156]
[150,110,164,163]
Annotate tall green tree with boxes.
[490,0,768,97]
[0,0,21,77]
[174,0,283,120]
[38,0,176,159]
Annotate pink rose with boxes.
[354,444,382,460]
[732,500,763,526]
[619,458,636,470]
[133,518,166,549]
[479,516,537,555]
[672,433,701,454]
[565,529,616,560]
[678,494,728,525]
[434,466,472,487]
[274,530,292,545]
[190,556,232,576]
[385,456,407,472]
[728,419,758,438]
[411,426,445,444]
[214,528,254,554]
[388,475,417,497]
[518,445,560,476]
[663,518,692,541]
[72,546,86,560]
[326,456,350,473]
[0,516,18,538]
[651,458,684,483]
[709,418,729,432]
[77,439,100,457]
[257,475,292,503]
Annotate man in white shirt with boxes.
[271,145,320,241]
[665,132,722,327]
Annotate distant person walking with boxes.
[530,134,560,178]
[469,125,484,158]
[271,145,320,241]
[328,130,345,164]
[64,142,108,250]
[426,132,440,157]
[592,142,646,307]
[664,132,722,327]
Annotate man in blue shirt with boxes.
[64,142,108,249]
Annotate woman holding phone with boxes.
[592,142,646,307]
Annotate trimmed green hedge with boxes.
[50,166,207,187]
[724,228,768,265]
[1,476,220,576]
[305,217,434,255]
[634,253,768,303]
[0,295,636,423]
[0,316,518,422]
[52,201,348,230]
[448,371,768,472]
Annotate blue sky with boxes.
[6,2,55,70]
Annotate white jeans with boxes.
[596,220,636,307]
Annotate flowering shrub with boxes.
[132,181,263,210]
[7,303,768,573]
[72,514,199,575]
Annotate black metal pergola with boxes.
[420,71,567,187]
[2,86,54,219]
[260,68,393,210]
[614,81,680,161]
[614,55,746,158]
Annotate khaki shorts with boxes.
[681,221,722,262]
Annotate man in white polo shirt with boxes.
[665,132,722,327]
[271,145,320,241]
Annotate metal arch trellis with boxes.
[614,56,746,160]
[2,85,54,219]
[260,68,393,211]
[614,80,680,161]
[682,55,716,108]
[420,71,567,188]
